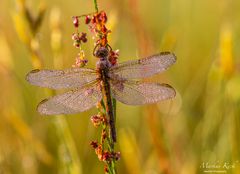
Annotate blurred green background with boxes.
[0,0,240,173]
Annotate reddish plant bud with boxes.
[101,11,107,23]
[73,16,79,28]
[101,25,108,33]
[82,59,88,64]
[102,116,108,124]
[96,12,102,23]
[90,141,98,149]
[113,152,121,161]
[73,57,88,67]
[92,15,97,24]
[104,165,109,173]
[88,23,97,34]
[101,130,107,140]
[108,50,119,66]
[95,39,100,46]
[100,37,108,46]
[85,15,91,24]
[102,151,111,162]
[91,114,103,127]
[96,145,103,160]
[82,37,87,43]
[73,42,80,48]
[80,32,87,43]
[81,32,87,37]
[72,33,79,41]
[109,58,117,66]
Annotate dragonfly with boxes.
[26,47,177,142]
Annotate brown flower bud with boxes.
[80,32,88,43]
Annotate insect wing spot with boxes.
[159,83,176,98]
[30,69,41,73]
[26,69,39,81]
[160,51,171,55]
[37,99,49,115]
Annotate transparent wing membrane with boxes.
[26,51,176,115]
[37,83,102,115]
[110,80,176,105]
[26,68,97,89]
[109,52,176,79]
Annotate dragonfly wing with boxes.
[109,52,176,79]
[37,82,102,115]
[26,68,97,89]
[110,80,176,105]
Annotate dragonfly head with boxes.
[95,47,109,59]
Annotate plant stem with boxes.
[99,100,117,174]
[93,0,99,12]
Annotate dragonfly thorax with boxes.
[95,47,111,70]
[95,47,109,58]
[96,58,110,70]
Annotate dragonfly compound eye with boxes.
[95,47,109,58]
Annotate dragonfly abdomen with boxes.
[100,68,117,143]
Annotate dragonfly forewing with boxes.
[109,52,176,79]
[37,82,102,115]
[110,80,176,105]
[26,68,97,89]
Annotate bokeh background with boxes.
[1,0,240,173]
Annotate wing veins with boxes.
[109,53,176,79]
[37,81,102,115]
